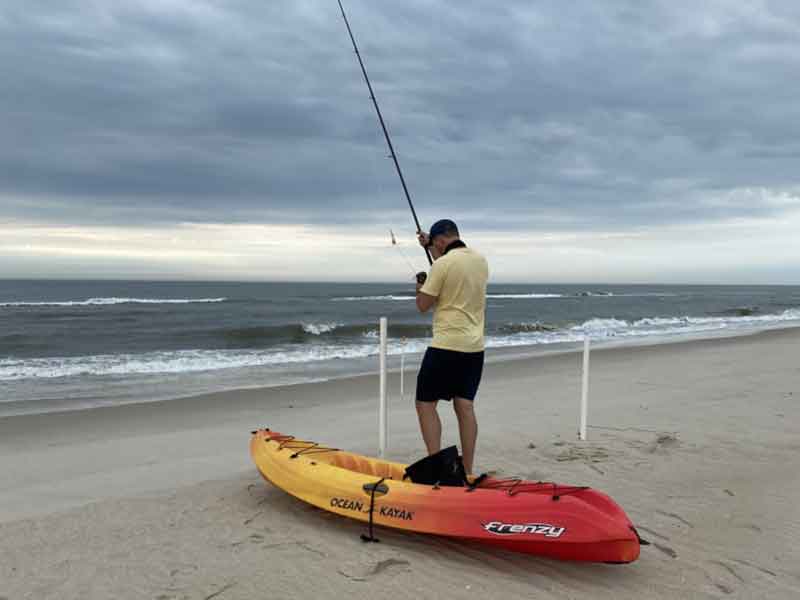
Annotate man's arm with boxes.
[416,283,436,313]
[416,243,444,312]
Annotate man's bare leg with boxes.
[415,401,441,455]
[453,397,478,475]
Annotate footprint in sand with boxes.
[647,433,679,454]
[708,560,745,595]
[555,444,609,463]
[202,582,236,600]
[260,540,326,557]
[338,558,411,582]
[636,525,670,542]
[168,565,198,577]
[231,533,265,548]
[626,432,680,455]
[652,542,678,558]
[656,510,693,529]
[714,582,734,595]
[731,558,777,578]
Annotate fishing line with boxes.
[390,229,420,278]
[364,121,419,279]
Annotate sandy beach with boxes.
[1,329,799,599]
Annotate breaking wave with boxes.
[332,295,416,301]
[0,341,426,381]
[3,309,798,382]
[488,293,563,299]
[0,297,227,307]
[332,293,565,301]
[331,291,680,302]
[301,322,341,335]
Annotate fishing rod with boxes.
[337,0,433,267]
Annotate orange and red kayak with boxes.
[250,429,641,563]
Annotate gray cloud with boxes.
[2,0,800,232]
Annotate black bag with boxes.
[403,446,467,487]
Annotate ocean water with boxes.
[1,280,799,416]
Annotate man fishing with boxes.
[415,219,489,476]
[336,0,488,478]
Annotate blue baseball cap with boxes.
[428,219,459,240]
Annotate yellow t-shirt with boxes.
[419,246,489,353]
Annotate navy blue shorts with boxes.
[416,347,485,402]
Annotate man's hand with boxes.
[415,272,426,294]
[415,272,434,311]
[418,232,443,259]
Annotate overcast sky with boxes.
[2,0,799,283]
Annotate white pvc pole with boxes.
[399,337,406,403]
[379,317,388,457]
[579,335,590,441]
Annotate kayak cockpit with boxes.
[315,450,406,480]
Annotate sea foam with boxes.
[0,297,227,307]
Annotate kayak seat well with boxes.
[319,451,406,480]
